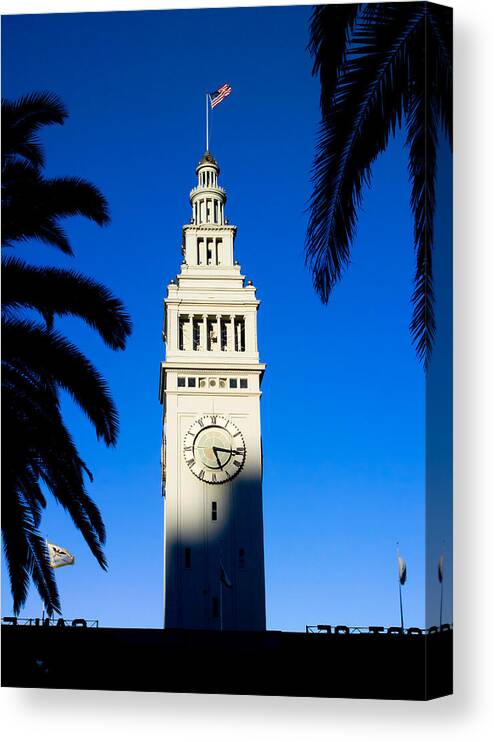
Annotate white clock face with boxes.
[184,415,246,484]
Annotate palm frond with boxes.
[18,474,46,526]
[1,487,61,616]
[3,364,107,565]
[1,164,110,254]
[306,3,427,301]
[3,257,132,350]
[2,91,67,169]
[30,177,110,226]
[1,90,120,613]
[428,3,453,145]
[26,530,62,616]
[308,3,359,117]
[3,318,119,445]
[406,13,439,367]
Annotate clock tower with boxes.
[159,151,266,630]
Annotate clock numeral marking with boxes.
[233,431,242,438]
[233,460,242,468]
[197,419,204,428]
[234,447,245,454]
[184,446,193,452]
[210,415,217,424]
[186,458,195,467]
[198,470,205,481]
[211,473,217,483]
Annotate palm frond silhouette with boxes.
[2,92,131,615]
[306,2,452,367]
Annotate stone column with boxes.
[188,314,194,351]
[235,317,241,352]
[216,314,222,350]
[200,314,207,351]
[241,318,246,352]
[226,315,234,352]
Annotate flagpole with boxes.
[439,551,444,627]
[399,581,404,630]
[396,542,405,630]
[205,92,209,152]
[439,579,443,627]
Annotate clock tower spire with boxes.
[160,150,266,631]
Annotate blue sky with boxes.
[2,5,444,630]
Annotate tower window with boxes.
[211,501,217,521]
[239,548,246,569]
[184,547,192,569]
[177,377,186,388]
[229,378,238,389]
[212,596,219,619]
[239,379,248,389]
[187,377,196,388]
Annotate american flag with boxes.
[209,83,232,109]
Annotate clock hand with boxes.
[212,446,224,469]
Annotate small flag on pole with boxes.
[438,554,444,583]
[219,561,232,589]
[398,555,407,585]
[209,83,232,109]
[47,540,75,569]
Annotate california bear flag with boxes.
[46,540,75,569]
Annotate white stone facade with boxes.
[160,152,266,630]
